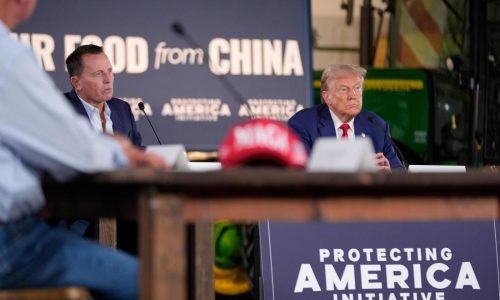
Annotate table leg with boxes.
[96,218,117,248]
[139,193,186,300]
[195,221,214,300]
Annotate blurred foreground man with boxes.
[0,0,167,299]
[288,64,404,171]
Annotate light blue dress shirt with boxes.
[78,97,114,134]
[0,21,128,222]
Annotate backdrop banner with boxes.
[15,0,312,150]
[259,220,500,300]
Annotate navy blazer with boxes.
[64,89,143,148]
[288,104,404,169]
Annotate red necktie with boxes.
[340,123,350,138]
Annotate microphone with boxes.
[170,22,255,119]
[367,115,408,170]
[138,102,162,145]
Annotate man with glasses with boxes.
[288,64,403,171]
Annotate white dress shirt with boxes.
[78,97,114,134]
[328,108,355,140]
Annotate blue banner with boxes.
[14,0,312,150]
[259,221,500,300]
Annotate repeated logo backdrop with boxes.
[259,221,500,300]
[15,0,312,150]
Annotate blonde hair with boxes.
[320,64,367,92]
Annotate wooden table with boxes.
[42,169,500,300]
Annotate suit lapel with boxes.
[67,89,90,120]
[107,100,120,132]
[106,98,120,131]
[318,104,336,137]
[354,113,363,136]
[354,111,371,138]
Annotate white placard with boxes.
[408,165,466,173]
[146,144,190,171]
[188,162,222,171]
[307,137,377,172]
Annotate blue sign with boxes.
[14,0,312,150]
[259,221,500,300]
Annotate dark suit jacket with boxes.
[288,104,404,169]
[64,89,143,148]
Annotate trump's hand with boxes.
[111,134,170,169]
[374,152,390,172]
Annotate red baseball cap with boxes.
[218,118,308,168]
